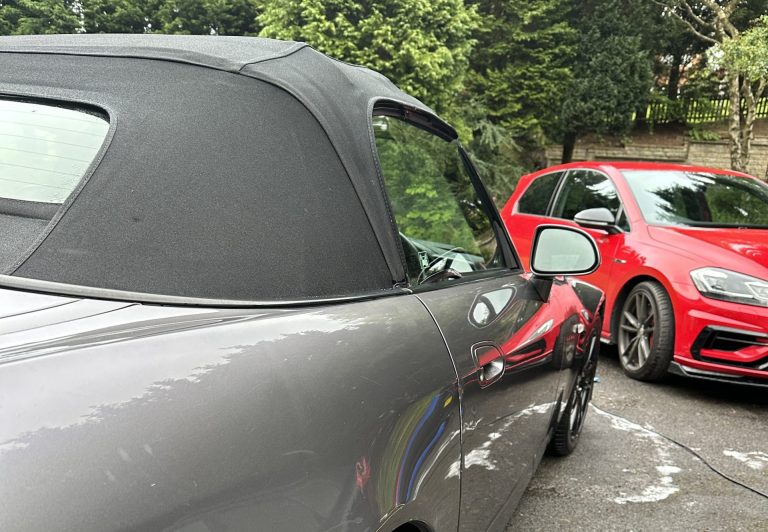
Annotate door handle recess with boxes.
[481,358,504,384]
[472,343,505,388]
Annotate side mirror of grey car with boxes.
[574,207,621,234]
[531,225,600,277]
[529,225,601,300]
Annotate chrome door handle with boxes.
[481,358,504,384]
[472,343,505,388]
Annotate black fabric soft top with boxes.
[0,35,458,301]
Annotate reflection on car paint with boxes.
[0,295,462,531]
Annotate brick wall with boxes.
[545,136,768,180]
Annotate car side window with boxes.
[517,172,563,215]
[373,114,505,286]
[553,169,621,221]
[616,209,631,232]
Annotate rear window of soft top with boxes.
[0,99,109,271]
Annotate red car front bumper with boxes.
[672,282,768,386]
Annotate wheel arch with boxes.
[391,521,433,532]
[609,273,675,344]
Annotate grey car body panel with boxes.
[416,276,558,532]
[0,287,461,531]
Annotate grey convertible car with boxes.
[0,35,604,532]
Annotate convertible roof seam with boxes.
[237,41,308,71]
[0,35,305,73]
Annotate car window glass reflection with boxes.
[517,172,562,215]
[373,114,503,286]
[553,170,621,220]
[623,170,768,228]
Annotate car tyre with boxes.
[617,281,674,382]
[549,326,600,457]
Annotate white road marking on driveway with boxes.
[592,405,682,504]
[723,449,768,470]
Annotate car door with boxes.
[372,111,564,532]
[549,169,628,291]
[505,171,565,270]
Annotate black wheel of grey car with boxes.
[617,281,675,382]
[549,327,600,457]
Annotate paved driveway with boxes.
[507,346,768,531]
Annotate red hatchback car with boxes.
[502,161,768,386]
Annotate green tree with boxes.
[81,0,161,33]
[461,0,575,197]
[717,16,768,176]
[560,0,655,162]
[0,0,79,35]
[0,1,13,34]
[155,0,261,35]
[658,0,768,172]
[467,0,576,142]
[258,0,479,126]
[465,114,527,207]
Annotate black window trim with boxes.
[549,167,631,233]
[371,105,522,292]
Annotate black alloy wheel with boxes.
[617,281,675,381]
[549,326,600,457]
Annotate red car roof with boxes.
[530,161,756,179]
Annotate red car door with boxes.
[503,170,565,270]
[505,169,631,290]
[547,169,626,291]
[504,168,635,342]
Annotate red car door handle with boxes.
[472,343,505,388]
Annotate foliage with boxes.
[466,0,576,139]
[155,0,261,35]
[373,115,482,254]
[0,0,263,35]
[717,16,768,84]
[465,115,527,208]
[649,9,712,101]
[687,125,721,141]
[679,62,726,99]
[258,0,479,128]
[0,0,79,34]
[659,0,768,172]
[5,0,765,177]
[81,0,160,33]
[561,0,654,139]
[458,0,576,201]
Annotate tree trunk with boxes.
[753,79,767,180]
[740,79,757,173]
[635,103,649,127]
[562,131,577,164]
[727,73,744,172]
[667,54,682,101]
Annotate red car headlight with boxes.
[690,267,768,307]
